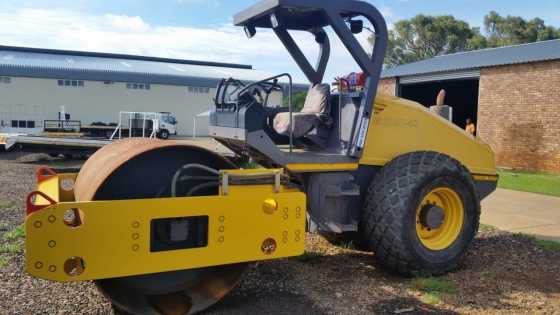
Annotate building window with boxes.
[0,76,11,84]
[126,83,151,90]
[58,79,84,87]
[11,120,35,128]
[188,86,210,94]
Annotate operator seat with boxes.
[273,83,330,139]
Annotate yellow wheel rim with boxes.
[416,187,464,250]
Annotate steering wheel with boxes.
[239,78,283,106]
[257,80,283,95]
[249,85,265,104]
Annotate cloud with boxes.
[105,14,150,32]
[0,8,378,82]
[380,6,394,19]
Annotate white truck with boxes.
[109,111,178,140]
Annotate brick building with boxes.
[378,40,560,173]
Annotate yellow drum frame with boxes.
[25,168,306,282]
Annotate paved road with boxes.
[481,188,560,241]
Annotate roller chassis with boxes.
[22,0,499,314]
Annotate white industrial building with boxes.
[0,46,292,137]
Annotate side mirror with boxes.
[244,25,256,38]
[349,19,363,34]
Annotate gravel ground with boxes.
[1,152,559,314]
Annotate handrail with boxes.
[214,78,246,109]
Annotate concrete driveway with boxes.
[481,188,560,241]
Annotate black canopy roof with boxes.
[234,0,361,30]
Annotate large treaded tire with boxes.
[360,151,480,276]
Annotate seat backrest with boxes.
[301,83,330,114]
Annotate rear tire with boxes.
[157,129,170,140]
[360,151,480,276]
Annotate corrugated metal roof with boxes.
[381,39,560,78]
[0,45,287,88]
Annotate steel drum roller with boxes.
[74,139,248,315]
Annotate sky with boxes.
[0,0,559,82]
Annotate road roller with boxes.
[24,0,498,314]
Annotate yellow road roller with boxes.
[24,0,498,314]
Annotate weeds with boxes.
[479,223,495,232]
[479,270,497,281]
[411,277,456,305]
[4,224,25,241]
[0,224,25,255]
[0,243,21,254]
[412,277,456,293]
[0,255,8,267]
[0,200,13,209]
[513,232,535,241]
[421,292,441,305]
[338,240,355,250]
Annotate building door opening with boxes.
[399,78,479,130]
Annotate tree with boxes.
[283,91,307,112]
[467,27,488,50]
[378,12,560,67]
[378,15,484,67]
[484,11,560,47]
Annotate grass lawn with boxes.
[497,170,560,197]
[534,239,560,252]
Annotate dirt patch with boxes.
[0,153,559,314]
